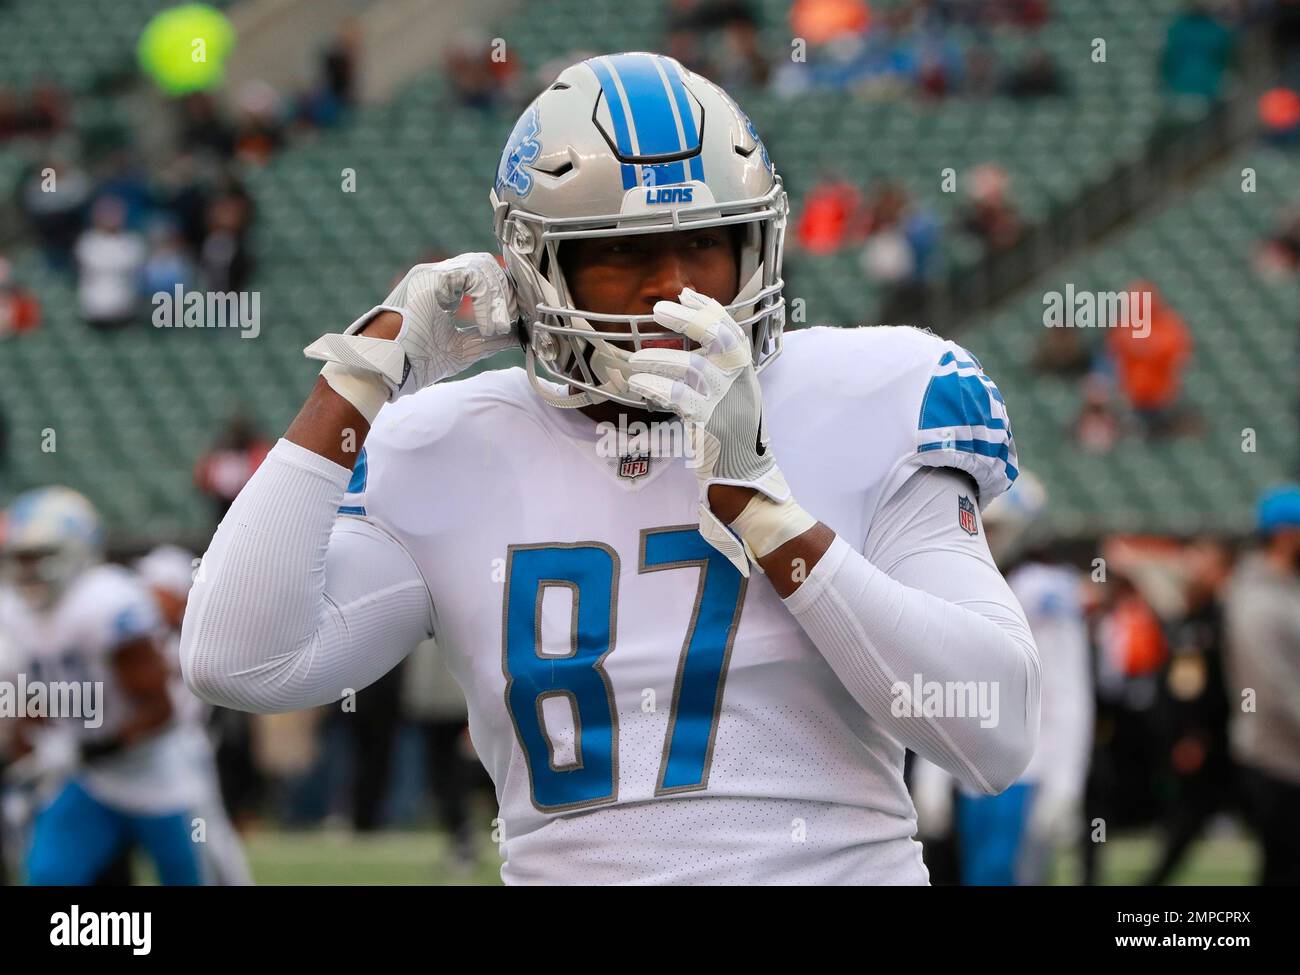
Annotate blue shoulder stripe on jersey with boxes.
[919,439,1020,482]
[339,447,367,516]
[937,349,983,370]
[919,371,1007,432]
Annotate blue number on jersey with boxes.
[502,528,747,811]
[641,526,746,794]
[503,543,619,811]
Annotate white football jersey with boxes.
[0,565,208,814]
[342,325,1017,883]
[1007,562,1093,791]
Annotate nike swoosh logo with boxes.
[755,409,767,456]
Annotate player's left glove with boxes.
[627,288,814,577]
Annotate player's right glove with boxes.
[304,253,520,422]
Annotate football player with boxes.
[181,52,1040,884]
[135,544,252,885]
[0,487,212,884]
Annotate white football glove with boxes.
[627,288,814,577]
[305,253,520,422]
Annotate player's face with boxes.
[1,549,61,611]
[561,226,740,349]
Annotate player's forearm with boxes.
[285,377,372,468]
[284,310,403,467]
[783,536,1041,795]
[707,483,833,597]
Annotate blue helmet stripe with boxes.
[588,57,639,190]
[664,60,705,181]
[607,53,683,159]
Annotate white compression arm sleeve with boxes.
[180,438,434,713]
[783,467,1041,795]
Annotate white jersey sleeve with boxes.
[783,466,1041,795]
[181,438,435,713]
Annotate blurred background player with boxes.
[912,472,1093,885]
[0,487,216,884]
[1225,484,1300,886]
[135,543,252,885]
[1141,535,1236,885]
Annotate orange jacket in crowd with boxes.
[1107,282,1192,411]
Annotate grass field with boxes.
[234,827,1258,885]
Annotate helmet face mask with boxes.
[490,53,788,409]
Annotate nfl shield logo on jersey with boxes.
[957,495,978,536]
[619,454,650,479]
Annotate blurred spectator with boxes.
[1072,374,1121,453]
[445,31,516,113]
[960,163,1022,252]
[715,8,772,89]
[74,196,146,331]
[1160,2,1235,101]
[1224,485,1300,885]
[1254,205,1300,280]
[1143,537,1236,884]
[1004,47,1066,98]
[790,0,871,45]
[0,257,41,337]
[1035,319,1091,376]
[1258,86,1300,147]
[232,81,286,166]
[402,638,490,870]
[670,1,770,87]
[143,218,197,298]
[1105,282,1195,437]
[178,93,236,159]
[1272,0,1300,81]
[0,83,67,141]
[796,175,865,253]
[18,156,92,270]
[200,190,255,292]
[157,152,213,255]
[964,43,1001,95]
[322,17,364,110]
[194,414,272,520]
[858,181,941,319]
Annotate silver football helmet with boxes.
[0,486,103,611]
[490,52,788,409]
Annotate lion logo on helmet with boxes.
[496,103,542,199]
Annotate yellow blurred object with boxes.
[137,3,236,96]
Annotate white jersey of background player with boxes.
[182,52,1040,884]
[135,544,252,885]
